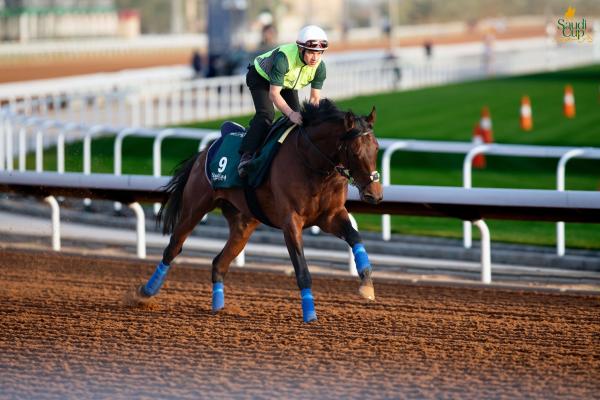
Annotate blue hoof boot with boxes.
[303,309,317,323]
[212,282,224,313]
[301,288,317,323]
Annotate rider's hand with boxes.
[288,111,303,125]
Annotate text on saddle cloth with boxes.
[206,121,296,190]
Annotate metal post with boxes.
[5,115,14,171]
[35,128,43,172]
[556,148,586,256]
[153,129,176,214]
[348,213,359,276]
[44,195,61,251]
[129,202,146,259]
[381,141,408,241]
[472,219,491,284]
[18,125,27,171]
[462,144,490,248]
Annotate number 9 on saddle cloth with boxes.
[206,117,295,190]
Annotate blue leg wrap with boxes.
[144,261,171,296]
[352,243,371,275]
[212,282,225,312]
[301,288,317,323]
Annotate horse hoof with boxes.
[123,285,154,307]
[358,269,375,301]
[212,296,225,313]
[303,311,318,323]
[359,283,375,301]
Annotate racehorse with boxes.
[133,99,383,323]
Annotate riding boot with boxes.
[237,152,254,178]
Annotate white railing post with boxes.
[44,195,61,251]
[35,127,43,172]
[113,127,140,212]
[473,219,491,284]
[18,124,27,172]
[129,202,146,259]
[462,144,491,248]
[348,213,359,276]
[556,148,586,256]
[381,141,408,241]
[4,114,14,171]
[153,129,176,214]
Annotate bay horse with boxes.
[134,99,383,323]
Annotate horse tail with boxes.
[157,153,200,235]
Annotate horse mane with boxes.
[300,99,349,127]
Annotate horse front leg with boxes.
[320,209,375,301]
[282,213,316,323]
[211,204,259,313]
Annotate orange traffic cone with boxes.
[479,106,494,143]
[563,85,575,118]
[520,96,533,131]
[472,123,486,169]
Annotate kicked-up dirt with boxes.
[1,249,598,399]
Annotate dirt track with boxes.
[1,249,599,399]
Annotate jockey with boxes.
[238,25,328,177]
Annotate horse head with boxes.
[338,107,383,205]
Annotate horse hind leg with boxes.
[211,202,259,313]
[133,186,215,304]
[282,212,317,323]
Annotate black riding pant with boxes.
[240,66,300,154]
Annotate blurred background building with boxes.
[0,0,128,41]
[1,0,598,79]
[3,0,600,41]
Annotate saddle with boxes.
[205,117,296,190]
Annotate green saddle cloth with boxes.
[208,123,296,189]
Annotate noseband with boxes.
[297,126,380,191]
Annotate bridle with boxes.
[296,125,380,192]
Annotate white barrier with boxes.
[0,38,598,261]
[2,171,600,283]
[381,141,600,256]
[1,37,596,131]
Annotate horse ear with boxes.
[344,112,355,130]
[366,106,377,125]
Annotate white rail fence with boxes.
[1,171,599,284]
[0,38,598,258]
[381,141,600,255]
[2,106,599,257]
[1,37,596,130]
[0,34,208,62]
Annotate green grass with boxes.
[32,64,600,249]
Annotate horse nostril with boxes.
[362,193,380,204]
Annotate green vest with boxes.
[254,43,319,90]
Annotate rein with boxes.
[296,127,337,177]
[296,126,380,191]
